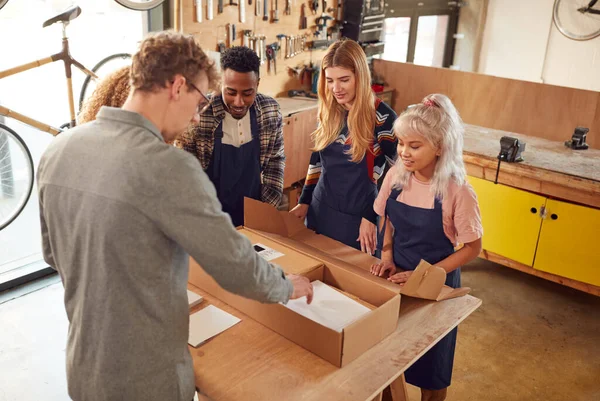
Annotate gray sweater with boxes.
[37,107,293,401]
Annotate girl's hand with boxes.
[370,260,396,278]
[388,270,413,285]
[289,203,309,220]
[357,218,377,255]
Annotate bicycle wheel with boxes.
[0,124,34,231]
[79,53,132,111]
[554,0,600,40]
[113,0,166,11]
[0,0,9,11]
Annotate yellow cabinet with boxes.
[534,199,600,286]
[468,176,546,266]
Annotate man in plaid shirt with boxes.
[177,47,285,227]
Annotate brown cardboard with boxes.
[188,199,402,367]
[239,228,323,276]
[244,198,471,302]
[400,260,471,301]
[189,254,399,367]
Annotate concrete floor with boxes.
[1,258,599,401]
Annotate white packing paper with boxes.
[188,305,241,347]
[283,280,371,332]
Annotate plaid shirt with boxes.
[176,93,285,207]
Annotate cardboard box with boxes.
[188,200,401,368]
[243,199,470,302]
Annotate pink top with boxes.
[374,165,483,245]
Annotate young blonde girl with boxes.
[371,94,483,401]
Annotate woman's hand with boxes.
[357,218,377,255]
[388,270,413,285]
[289,203,309,220]
[370,260,396,278]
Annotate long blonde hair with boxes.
[313,39,375,163]
[392,94,466,200]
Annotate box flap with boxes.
[400,260,471,301]
[244,198,307,238]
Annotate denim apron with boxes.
[206,108,261,227]
[307,127,377,250]
[383,187,461,390]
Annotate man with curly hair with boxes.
[177,46,285,227]
[37,32,312,401]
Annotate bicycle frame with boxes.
[0,22,97,136]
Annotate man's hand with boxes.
[370,260,397,278]
[357,218,377,255]
[287,274,314,304]
[289,203,309,220]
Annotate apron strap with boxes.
[213,122,224,180]
[376,187,402,251]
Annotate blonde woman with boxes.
[371,94,483,401]
[290,39,397,254]
[78,66,131,124]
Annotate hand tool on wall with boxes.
[239,0,246,22]
[284,0,291,15]
[260,36,267,65]
[276,34,285,58]
[315,15,333,40]
[336,0,342,21]
[266,45,276,74]
[255,0,261,17]
[272,0,279,22]
[218,0,224,13]
[218,40,226,53]
[228,23,237,47]
[300,3,307,29]
[207,0,214,20]
[310,0,318,14]
[195,0,203,22]
[322,0,327,15]
[263,0,269,21]
[243,30,252,47]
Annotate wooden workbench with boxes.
[463,124,600,209]
[462,124,600,295]
[189,285,482,401]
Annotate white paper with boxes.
[283,281,371,332]
[187,290,204,309]
[188,305,241,347]
[253,243,285,261]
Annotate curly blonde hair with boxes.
[78,66,131,124]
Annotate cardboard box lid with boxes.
[238,228,323,276]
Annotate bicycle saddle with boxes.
[42,5,82,28]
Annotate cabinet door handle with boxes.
[530,207,537,214]
[550,213,559,220]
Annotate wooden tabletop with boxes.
[275,97,318,117]
[464,125,600,182]
[189,284,482,401]
[463,124,600,208]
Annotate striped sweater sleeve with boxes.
[298,151,321,205]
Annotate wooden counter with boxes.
[463,124,600,208]
[189,285,481,401]
[275,97,318,117]
[462,125,600,296]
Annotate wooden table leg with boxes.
[389,374,409,401]
[372,392,383,401]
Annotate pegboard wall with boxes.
[181,0,342,96]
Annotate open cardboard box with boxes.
[188,201,402,368]
[241,199,470,302]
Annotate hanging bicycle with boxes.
[553,0,600,40]
[0,6,132,230]
[113,0,166,11]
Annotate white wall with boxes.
[478,0,600,92]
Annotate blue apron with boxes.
[383,187,461,390]
[307,127,377,250]
[206,108,261,227]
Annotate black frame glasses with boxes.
[187,80,211,115]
